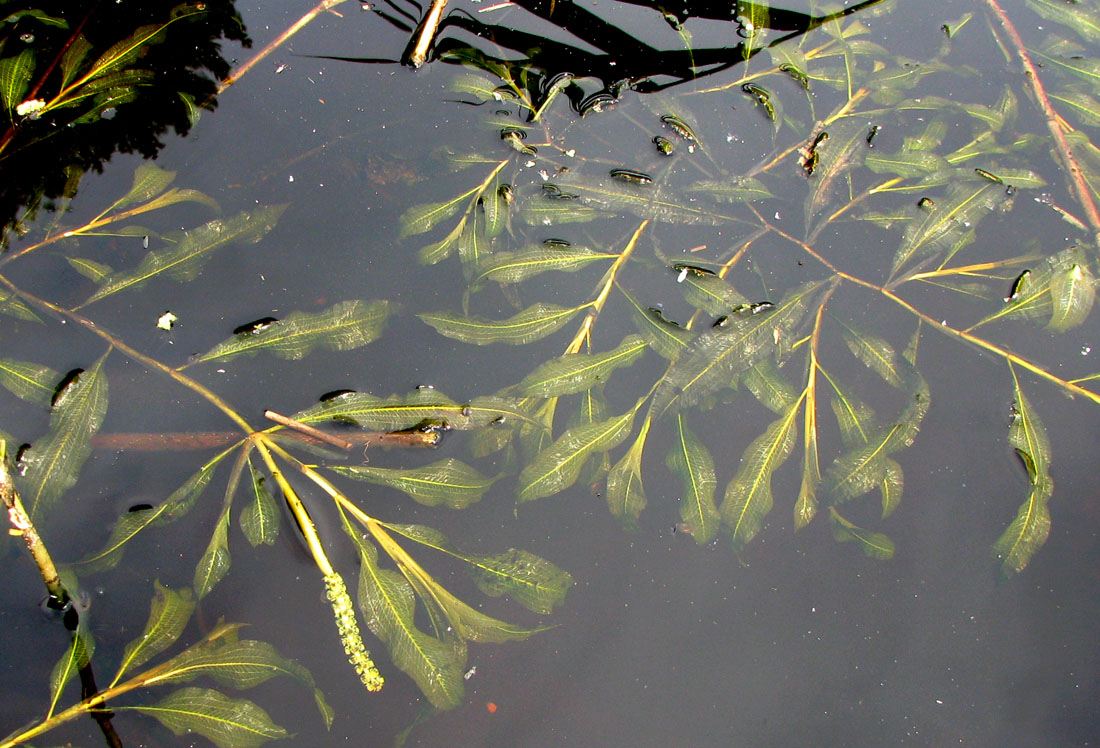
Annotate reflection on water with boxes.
[2,0,1100,746]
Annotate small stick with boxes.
[264,410,353,450]
[408,0,448,68]
[217,0,349,94]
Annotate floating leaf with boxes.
[0,358,59,406]
[113,582,195,686]
[357,542,464,709]
[19,354,108,519]
[829,508,895,559]
[420,302,583,345]
[240,463,279,547]
[194,505,231,599]
[332,458,495,508]
[195,300,395,363]
[518,406,636,502]
[135,687,288,748]
[666,414,719,544]
[720,404,800,551]
[81,205,286,306]
[519,335,647,396]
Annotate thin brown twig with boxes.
[407,0,448,68]
[264,410,353,450]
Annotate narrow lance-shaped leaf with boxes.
[653,280,822,415]
[890,182,999,279]
[518,405,637,502]
[0,358,59,406]
[1048,262,1096,332]
[194,505,231,599]
[195,299,395,363]
[132,687,288,748]
[111,163,177,212]
[48,626,95,718]
[294,390,531,431]
[0,48,35,114]
[331,458,496,509]
[81,205,287,306]
[19,354,109,519]
[77,448,230,572]
[401,188,477,237]
[464,548,574,614]
[520,335,648,396]
[743,358,798,414]
[626,290,694,360]
[240,462,279,547]
[667,413,719,544]
[472,245,615,286]
[996,378,1054,576]
[720,402,800,551]
[829,507,895,560]
[606,416,650,528]
[357,541,465,709]
[420,302,585,345]
[839,324,906,388]
[112,582,196,687]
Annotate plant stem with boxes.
[982,0,1100,246]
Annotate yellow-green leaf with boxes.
[520,335,647,396]
[134,686,288,748]
[0,358,59,406]
[240,463,279,547]
[332,458,496,508]
[666,414,719,544]
[829,508,895,559]
[420,302,583,345]
[1048,262,1095,331]
[195,299,395,363]
[113,582,195,686]
[194,505,231,599]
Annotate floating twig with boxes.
[265,410,354,450]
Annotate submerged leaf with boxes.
[720,404,800,551]
[1048,262,1095,331]
[195,300,395,363]
[472,245,614,286]
[48,626,95,717]
[194,506,231,599]
[829,508,895,559]
[519,335,647,396]
[0,48,35,114]
[295,390,529,431]
[137,686,288,748]
[332,458,495,508]
[666,414,719,544]
[19,354,108,518]
[606,418,650,528]
[240,463,279,547]
[357,542,464,709]
[81,205,286,306]
[518,407,636,502]
[420,302,583,345]
[466,548,574,614]
[113,582,195,686]
[0,358,59,406]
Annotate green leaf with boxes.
[295,390,530,431]
[548,172,744,225]
[420,302,584,345]
[83,21,169,84]
[472,245,615,286]
[59,34,92,89]
[240,463,279,547]
[418,217,466,264]
[194,300,395,363]
[839,325,906,387]
[518,406,637,502]
[0,358,59,406]
[400,188,479,237]
[519,335,647,396]
[1048,262,1095,331]
[48,627,94,718]
[1025,0,1100,43]
[677,272,749,315]
[135,686,288,748]
[865,150,950,179]
[0,287,42,322]
[331,458,496,508]
[19,354,109,518]
[626,292,694,360]
[113,163,178,211]
[720,404,800,551]
[606,418,650,528]
[880,458,904,518]
[113,582,195,686]
[666,414,719,544]
[81,205,286,306]
[805,120,870,226]
[829,508,895,559]
[357,542,464,709]
[686,176,774,203]
[653,281,822,414]
[994,481,1053,576]
[742,358,798,414]
[0,48,35,115]
[67,256,113,282]
[890,182,1000,279]
[1009,385,1051,486]
[465,548,574,614]
[194,505,231,599]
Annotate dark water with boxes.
[2,0,1100,746]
